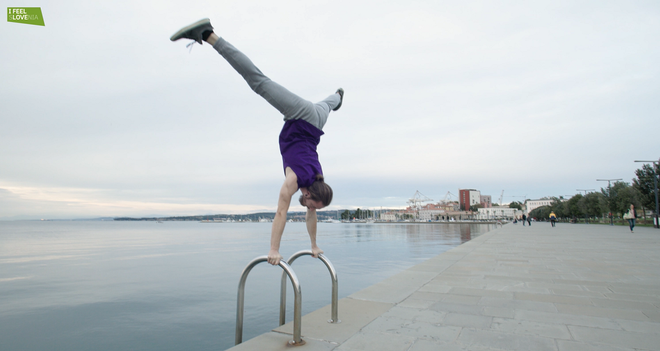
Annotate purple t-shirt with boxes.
[279,119,324,188]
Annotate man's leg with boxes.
[310,93,341,130]
[211,35,338,129]
[171,19,342,130]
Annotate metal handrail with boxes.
[279,251,339,325]
[235,256,303,346]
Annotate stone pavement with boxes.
[227,222,660,351]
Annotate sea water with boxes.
[0,221,495,351]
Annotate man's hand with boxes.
[311,246,324,258]
[268,249,283,265]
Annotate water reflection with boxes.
[335,223,491,244]
[461,225,472,243]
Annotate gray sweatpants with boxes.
[212,37,340,131]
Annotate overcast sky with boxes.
[1,0,659,220]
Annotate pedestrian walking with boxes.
[549,211,557,227]
[623,204,637,233]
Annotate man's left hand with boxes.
[311,246,324,258]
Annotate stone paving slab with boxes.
[227,223,660,351]
[273,297,393,344]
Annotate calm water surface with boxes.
[0,221,495,351]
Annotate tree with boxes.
[578,192,607,218]
[509,201,522,210]
[470,204,483,212]
[616,186,642,216]
[340,210,351,220]
[633,163,660,216]
[566,194,583,218]
[550,197,567,218]
[603,181,641,216]
[529,206,551,219]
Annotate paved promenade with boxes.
[228,222,660,351]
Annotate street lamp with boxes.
[634,159,660,229]
[597,178,622,226]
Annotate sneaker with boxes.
[170,18,214,44]
[333,88,344,111]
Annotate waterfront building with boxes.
[418,203,447,221]
[380,212,397,222]
[442,211,472,221]
[476,207,522,220]
[480,195,492,208]
[459,189,481,211]
[525,198,554,215]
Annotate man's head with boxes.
[299,176,333,209]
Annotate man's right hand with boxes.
[268,249,283,265]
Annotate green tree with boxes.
[604,181,641,216]
[509,201,523,210]
[550,197,567,218]
[529,206,551,219]
[601,184,618,217]
[578,192,607,218]
[566,194,583,218]
[633,163,660,216]
[340,210,351,220]
[470,204,483,212]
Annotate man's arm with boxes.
[306,208,324,258]
[268,168,299,265]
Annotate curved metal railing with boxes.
[235,256,303,345]
[279,251,339,325]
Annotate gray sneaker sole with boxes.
[170,18,212,42]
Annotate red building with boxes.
[459,189,483,211]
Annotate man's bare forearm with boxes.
[306,209,317,247]
[268,168,298,265]
[271,210,287,251]
[306,209,323,257]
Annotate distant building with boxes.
[418,203,447,221]
[380,212,397,221]
[400,203,448,221]
[438,202,459,212]
[459,189,481,211]
[525,199,554,215]
[477,207,522,220]
[480,195,492,208]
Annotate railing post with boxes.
[236,256,303,345]
[280,251,340,325]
